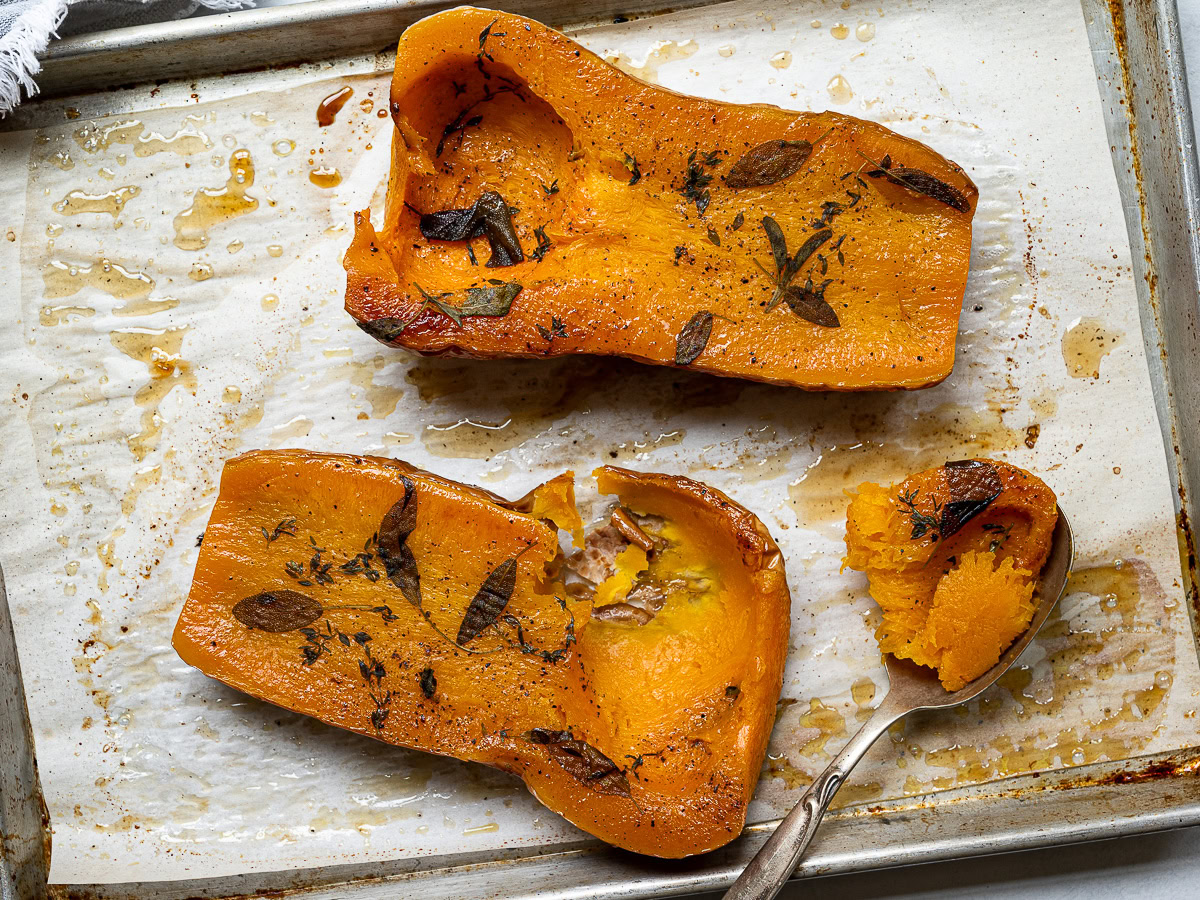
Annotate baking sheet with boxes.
[0,0,1194,884]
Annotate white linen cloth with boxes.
[0,0,251,114]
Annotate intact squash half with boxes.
[173,450,791,857]
[343,8,978,390]
[844,458,1058,690]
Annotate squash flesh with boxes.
[843,459,1057,690]
[173,450,790,857]
[344,8,978,390]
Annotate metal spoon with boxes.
[725,510,1075,900]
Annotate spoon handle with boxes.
[723,697,904,900]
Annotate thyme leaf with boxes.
[536,315,567,342]
[898,489,942,541]
[531,224,552,262]
[623,152,642,185]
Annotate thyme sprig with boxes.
[898,488,942,541]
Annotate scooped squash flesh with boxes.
[173,450,790,857]
[343,8,978,390]
[844,459,1058,690]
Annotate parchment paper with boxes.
[0,0,1195,884]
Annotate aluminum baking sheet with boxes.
[0,0,1198,891]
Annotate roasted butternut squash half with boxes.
[173,450,790,857]
[343,8,978,390]
[844,459,1058,690]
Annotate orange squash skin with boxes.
[173,451,790,857]
[844,458,1058,689]
[343,8,978,390]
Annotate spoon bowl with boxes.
[725,508,1075,900]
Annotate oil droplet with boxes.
[39,305,96,326]
[358,98,374,113]
[831,23,850,39]
[43,257,154,303]
[188,262,213,281]
[64,583,77,596]
[173,149,258,251]
[223,386,242,403]
[261,293,279,311]
[376,109,388,118]
[856,22,876,41]
[50,501,67,516]
[121,465,162,516]
[65,561,80,576]
[271,415,314,443]
[115,297,178,318]
[74,120,212,157]
[227,239,244,254]
[384,431,414,446]
[769,51,792,69]
[317,86,354,126]
[718,44,735,58]
[51,150,74,170]
[798,699,846,757]
[604,39,699,84]
[266,244,283,258]
[272,139,295,157]
[109,327,194,461]
[309,166,342,188]
[1062,317,1121,378]
[827,74,853,103]
[250,111,275,127]
[46,223,64,237]
[462,822,499,836]
[810,19,821,28]
[53,185,140,217]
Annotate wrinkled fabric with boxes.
[0,0,252,114]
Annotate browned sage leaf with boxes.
[674,310,714,366]
[940,459,1003,538]
[727,139,812,188]
[378,477,422,605]
[233,590,323,633]
[356,318,410,343]
[784,284,840,328]
[868,164,970,213]
[457,555,520,645]
[761,216,788,274]
[418,190,525,266]
[528,728,632,798]
[460,281,523,317]
[379,476,418,547]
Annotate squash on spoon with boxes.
[344,8,978,389]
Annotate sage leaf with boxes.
[762,216,788,275]
[418,190,524,266]
[356,318,410,343]
[233,590,323,633]
[457,555,519,645]
[862,153,971,213]
[784,283,840,327]
[460,281,523,317]
[726,139,812,188]
[940,460,1003,538]
[528,729,632,798]
[675,310,714,366]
